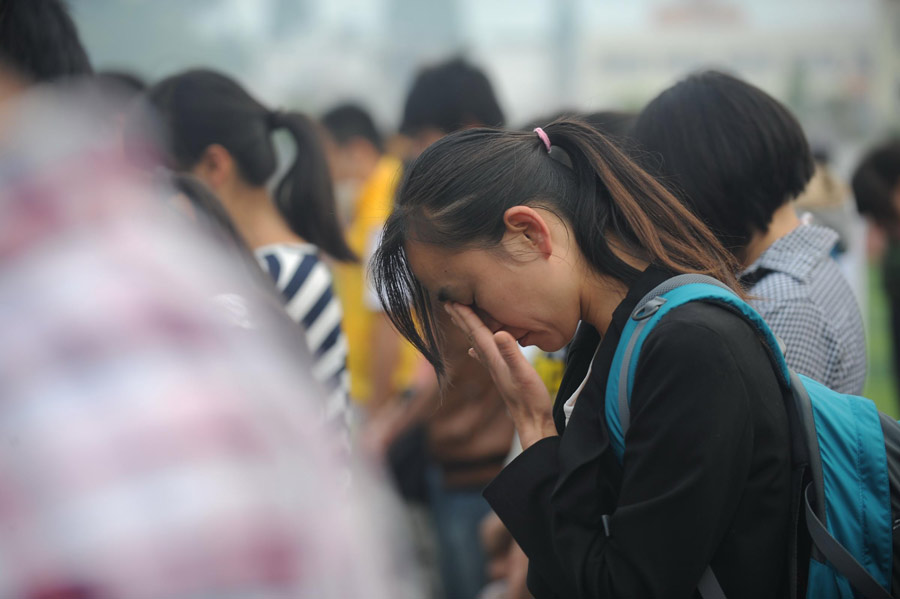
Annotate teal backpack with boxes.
[604,274,900,599]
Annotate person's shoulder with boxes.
[751,270,807,303]
[633,301,784,419]
[642,301,770,366]
[359,156,403,219]
[373,155,403,184]
[751,264,851,334]
[256,243,328,287]
[806,253,859,303]
[256,243,320,265]
[655,301,759,338]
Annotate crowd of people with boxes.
[2,1,900,598]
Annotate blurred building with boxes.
[72,0,897,144]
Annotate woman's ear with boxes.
[502,206,553,258]
[190,144,235,192]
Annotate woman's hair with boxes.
[852,139,900,232]
[373,119,742,374]
[142,69,355,262]
[631,70,814,256]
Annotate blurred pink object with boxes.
[0,85,416,599]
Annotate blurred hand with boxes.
[444,302,556,449]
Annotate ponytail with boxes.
[139,69,355,263]
[269,111,356,263]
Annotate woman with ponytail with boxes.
[142,69,353,424]
[373,120,792,598]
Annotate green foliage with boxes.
[864,263,899,418]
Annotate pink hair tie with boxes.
[533,127,551,152]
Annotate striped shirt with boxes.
[256,243,350,428]
[741,223,867,395]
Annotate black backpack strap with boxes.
[787,469,807,599]
[804,484,894,599]
[877,412,900,594]
[790,373,826,529]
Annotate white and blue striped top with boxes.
[255,243,350,430]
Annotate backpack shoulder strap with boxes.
[605,273,791,463]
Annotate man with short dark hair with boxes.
[399,57,505,159]
[321,103,422,415]
[632,70,866,394]
[853,140,900,402]
[0,0,92,82]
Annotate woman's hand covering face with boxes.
[444,302,557,449]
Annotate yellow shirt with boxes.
[333,156,419,405]
[533,350,567,399]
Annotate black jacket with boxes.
[484,266,792,598]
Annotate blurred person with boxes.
[795,148,866,301]
[373,119,794,598]
[853,139,900,401]
[162,170,354,460]
[400,57,505,158]
[163,171,290,318]
[383,57,515,599]
[581,111,636,142]
[94,70,148,137]
[796,150,854,255]
[166,169,352,454]
[0,0,92,82]
[632,70,867,395]
[320,103,422,416]
[320,103,386,227]
[853,140,900,238]
[136,69,354,431]
[0,69,418,599]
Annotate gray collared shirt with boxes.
[742,224,867,395]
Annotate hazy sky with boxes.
[72,0,891,141]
